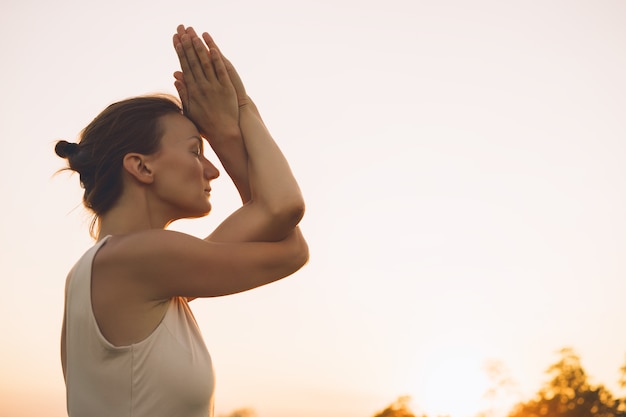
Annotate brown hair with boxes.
[55,94,183,237]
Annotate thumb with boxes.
[174,79,189,111]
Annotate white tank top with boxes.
[64,236,215,417]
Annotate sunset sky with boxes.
[1,1,626,417]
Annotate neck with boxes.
[97,191,171,240]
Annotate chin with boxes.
[189,208,212,219]
[176,203,212,220]
[195,203,213,218]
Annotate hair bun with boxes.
[55,140,80,158]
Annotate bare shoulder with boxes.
[94,229,208,291]
[96,229,205,264]
[90,229,198,296]
[95,228,308,300]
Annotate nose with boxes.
[203,159,220,180]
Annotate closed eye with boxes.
[187,135,204,158]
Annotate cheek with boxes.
[189,161,205,181]
[180,160,205,188]
[157,156,202,191]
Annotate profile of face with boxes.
[147,113,220,221]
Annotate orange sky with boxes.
[2,1,626,417]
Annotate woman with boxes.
[57,25,308,417]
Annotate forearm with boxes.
[209,200,302,242]
[206,131,251,203]
[239,104,304,225]
[174,26,305,245]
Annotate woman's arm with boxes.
[98,229,308,299]
[207,103,304,242]
[173,26,304,243]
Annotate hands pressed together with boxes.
[173,25,253,202]
[172,24,305,245]
[172,25,250,142]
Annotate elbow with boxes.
[285,199,306,226]
[266,197,306,229]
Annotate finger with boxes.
[187,26,216,81]
[173,71,184,82]
[173,24,185,49]
[174,79,188,99]
[222,57,239,85]
[223,56,237,76]
[174,33,197,84]
[180,33,206,83]
[191,34,217,82]
[186,26,199,38]
[174,79,189,111]
[202,32,230,83]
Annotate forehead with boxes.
[159,113,201,144]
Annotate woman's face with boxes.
[149,113,220,221]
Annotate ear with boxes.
[122,153,154,184]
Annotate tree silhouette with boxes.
[218,408,257,417]
[372,396,429,417]
[620,357,626,390]
[507,348,626,417]
[619,356,626,414]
